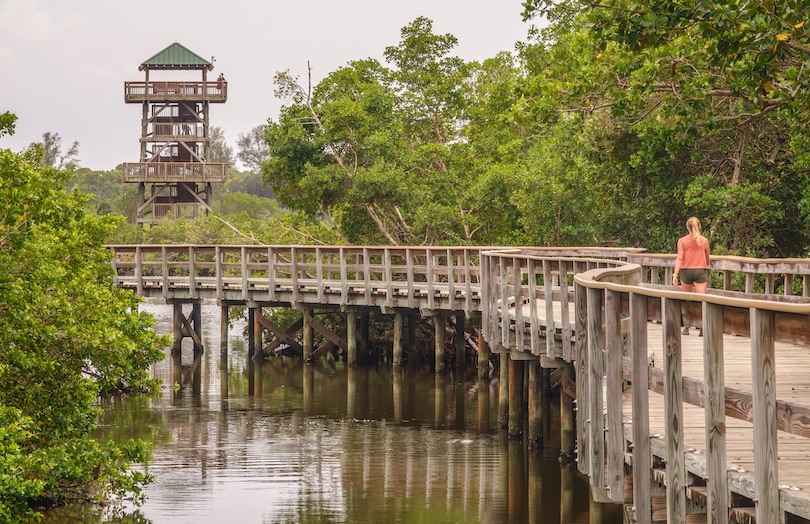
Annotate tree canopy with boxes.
[0,116,165,521]
[262,11,810,255]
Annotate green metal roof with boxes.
[139,42,214,71]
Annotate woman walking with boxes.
[672,216,711,334]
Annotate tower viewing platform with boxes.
[123,42,228,223]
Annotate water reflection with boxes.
[42,303,621,523]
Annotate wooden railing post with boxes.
[703,301,728,523]
[587,286,605,497]
[574,280,589,475]
[662,297,686,522]
[630,292,651,523]
[751,307,779,524]
[135,246,143,296]
[605,289,624,502]
[545,260,555,358]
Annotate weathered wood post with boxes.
[662,297,686,521]
[172,302,183,353]
[478,374,490,432]
[560,365,575,461]
[347,310,358,366]
[393,311,404,369]
[247,307,256,360]
[478,328,490,380]
[220,302,229,353]
[630,292,651,523]
[434,313,446,373]
[192,302,202,355]
[498,353,509,429]
[703,301,729,524]
[508,358,524,438]
[252,305,262,359]
[751,306,779,524]
[528,359,543,448]
[303,308,313,362]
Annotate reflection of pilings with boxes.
[303,364,313,414]
[454,374,465,430]
[560,366,575,460]
[393,312,404,369]
[252,355,262,397]
[434,313,446,373]
[434,374,446,428]
[528,451,543,524]
[455,312,466,368]
[172,350,182,396]
[505,435,528,523]
[393,370,403,423]
[477,376,490,432]
[590,496,604,524]
[477,329,490,380]
[220,346,228,399]
[528,360,542,448]
[561,464,574,524]
[508,358,524,438]
[347,311,358,366]
[498,353,509,429]
[347,366,357,417]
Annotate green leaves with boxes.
[0,125,165,520]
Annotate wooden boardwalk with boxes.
[109,244,810,522]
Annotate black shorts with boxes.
[681,268,709,285]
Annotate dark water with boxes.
[43,303,622,523]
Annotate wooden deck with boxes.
[109,244,810,522]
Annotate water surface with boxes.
[43,303,621,523]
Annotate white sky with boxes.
[1,0,532,171]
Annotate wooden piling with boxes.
[434,313,446,373]
[498,353,509,429]
[560,365,575,460]
[393,312,404,369]
[303,308,313,362]
[220,303,229,353]
[172,302,183,353]
[247,307,256,359]
[478,328,490,380]
[360,311,370,356]
[528,359,543,448]
[347,310,358,366]
[508,358,524,438]
[192,302,202,355]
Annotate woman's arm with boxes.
[673,237,684,285]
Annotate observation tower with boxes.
[123,42,228,224]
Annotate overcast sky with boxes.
[1,0,533,170]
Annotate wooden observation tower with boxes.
[123,43,228,224]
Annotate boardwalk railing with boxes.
[110,245,482,311]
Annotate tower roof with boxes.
[139,42,214,71]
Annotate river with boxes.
[42,303,622,523]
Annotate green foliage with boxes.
[0,128,165,521]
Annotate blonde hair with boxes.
[686,216,701,245]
